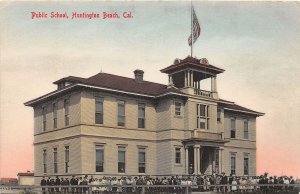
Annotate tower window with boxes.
[197,104,209,129]
[175,102,181,116]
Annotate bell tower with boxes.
[160,56,224,99]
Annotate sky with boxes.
[0,1,300,178]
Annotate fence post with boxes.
[141,186,145,194]
[88,186,92,194]
[186,186,189,194]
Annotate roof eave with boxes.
[24,83,189,107]
[160,64,225,74]
[24,84,78,107]
[224,107,265,117]
[156,92,188,98]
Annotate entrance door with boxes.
[188,147,194,174]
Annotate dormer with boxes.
[160,56,224,99]
[53,76,85,90]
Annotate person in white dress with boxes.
[231,177,238,192]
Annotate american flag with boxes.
[188,6,201,46]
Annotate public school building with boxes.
[25,56,264,184]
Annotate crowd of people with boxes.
[40,172,298,194]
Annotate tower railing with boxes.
[193,89,212,98]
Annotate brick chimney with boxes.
[134,69,144,83]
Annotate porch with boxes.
[183,131,228,175]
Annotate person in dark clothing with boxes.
[50,178,55,193]
[289,176,295,190]
[70,176,77,194]
[78,177,83,194]
[40,177,47,194]
[65,178,70,193]
[55,176,61,192]
[82,176,89,194]
[169,176,177,193]
[89,176,94,184]
[220,172,228,192]
[46,177,52,193]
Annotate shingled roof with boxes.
[25,72,187,106]
[55,73,186,96]
[219,99,264,116]
[25,72,264,117]
[160,56,225,74]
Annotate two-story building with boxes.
[25,56,264,184]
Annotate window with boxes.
[95,145,104,172]
[230,118,236,138]
[42,107,47,131]
[244,154,249,175]
[175,102,181,116]
[197,104,210,129]
[95,97,103,124]
[43,149,47,173]
[53,103,57,128]
[175,148,181,164]
[118,100,125,126]
[138,148,146,173]
[217,108,221,122]
[215,151,219,174]
[230,153,236,175]
[138,103,145,128]
[53,148,58,173]
[244,120,249,139]
[118,147,126,173]
[64,146,69,173]
[64,99,70,126]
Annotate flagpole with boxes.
[191,0,193,57]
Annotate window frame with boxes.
[95,96,104,124]
[42,106,47,131]
[117,100,125,127]
[244,120,249,139]
[175,147,181,164]
[244,153,249,175]
[118,146,126,173]
[95,145,104,172]
[43,149,47,174]
[138,103,145,128]
[64,99,70,126]
[230,118,236,138]
[215,150,219,174]
[230,152,236,175]
[197,104,210,129]
[53,148,58,173]
[53,103,57,129]
[138,148,146,173]
[175,101,181,116]
[217,108,221,122]
[64,146,69,173]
